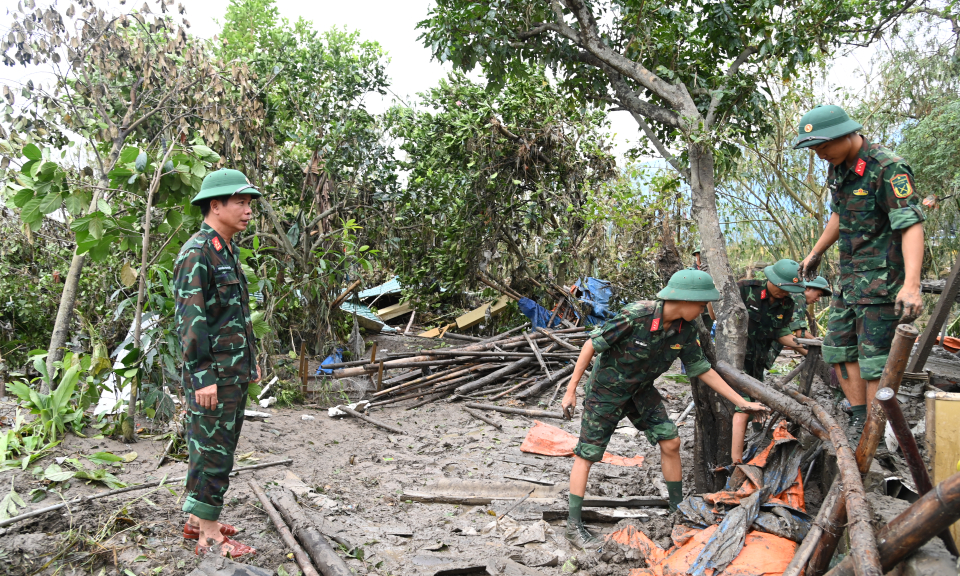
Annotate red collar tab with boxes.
[651,318,661,331]
[854,158,867,177]
[761,289,767,300]
[212,236,223,252]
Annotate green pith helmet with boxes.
[806,275,833,296]
[191,168,262,206]
[691,245,702,256]
[793,105,863,149]
[763,259,806,293]
[656,269,720,302]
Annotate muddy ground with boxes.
[0,335,925,576]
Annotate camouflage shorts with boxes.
[574,382,678,462]
[823,296,900,381]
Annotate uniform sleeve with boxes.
[590,310,636,354]
[174,249,218,391]
[679,336,711,378]
[878,163,925,230]
[788,304,808,332]
[775,302,795,338]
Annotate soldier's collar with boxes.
[838,135,872,179]
[650,300,681,332]
[200,222,229,255]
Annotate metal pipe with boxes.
[876,387,959,557]
[826,472,960,575]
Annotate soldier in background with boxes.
[559,270,769,549]
[175,169,262,558]
[795,105,924,445]
[731,259,807,462]
[788,276,832,341]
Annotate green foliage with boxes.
[387,69,617,297]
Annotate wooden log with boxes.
[404,310,416,335]
[0,459,292,530]
[248,482,320,576]
[463,402,564,419]
[335,405,405,434]
[478,323,532,345]
[489,375,540,401]
[269,489,353,576]
[373,364,482,398]
[825,472,960,576]
[516,365,575,400]
[798,347,820,396]
[476,272,524,301]
[330,279,362,310]
[454,357,535,395]
[463,407,503,430]
[781,478,842,576]
[876,387,959,556]
[524,333,552,378]
[536,327,580,351]
[910,258,960,372]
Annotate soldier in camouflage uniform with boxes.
[175,169,261,558]
[559,270,769,549]
[732,259,807,462]
[788,276,832,339]
[795,105,924,445]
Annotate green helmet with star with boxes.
[191,168,262,205]
[763,259,806,293]
[793,105,863,149]
[656,269,720,302]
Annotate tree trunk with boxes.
[43,252,87,393]
[688,142,748,492]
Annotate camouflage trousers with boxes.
[181,383,248,521]
[823,296,900,381]
[574,379,678,462]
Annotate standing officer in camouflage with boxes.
[795,105,924,444]
[175,169,261,558]
[559,270,769,548]
[731,259,806,462]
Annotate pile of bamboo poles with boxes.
[320,326,589,409]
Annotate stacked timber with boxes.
[319,326,589,408]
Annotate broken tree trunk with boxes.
[825,471,960,576]
[269,489,352,576]
[248,482,320,576]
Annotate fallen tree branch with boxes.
[249,481,320,576]
[335,404,406,434]
[463,402,564,419]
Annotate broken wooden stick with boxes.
[335,404,406,434]
[0,459,293,530]
[781,478,841,576]
[329,279,362,310]
[536,327,580,351]
[516,364,575,400]
[463,406,503,430]
[249,481,320,576]
[269,488,353,576]
[523,333,552,378]
[463,402,564,419]
[455,357,535,395]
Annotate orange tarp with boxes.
[520,420,645,467]
[608,524,797,576]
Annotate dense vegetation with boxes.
[0,0,957,456]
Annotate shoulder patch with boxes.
[890,174,913,198]
[869,145,902,168]
[761,289,767,300]
[854,158,866,177]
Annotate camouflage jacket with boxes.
[828,137,924,305]
[174,222,257,390]
[740,280,795,369]
[588,300,711,394]
[788,293,809,332]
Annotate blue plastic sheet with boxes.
[317,348,344,375]
[573,277,617,326]
[518,297,562,330]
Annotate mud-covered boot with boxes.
[847,412,866,448]
[565,518,602,550]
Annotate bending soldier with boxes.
[731,259,806,462]
[795,105,924,444]
[175,169,262,558]
[560,270,769,549]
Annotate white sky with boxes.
[0,0,875,160]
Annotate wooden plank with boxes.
[418,322,456,338]
[455,295,513,330]
[926,390,960,546]
[377,300,413,321]
[910,258,960,372]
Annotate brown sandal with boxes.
[195,536,256,559]
[183,521,238,540]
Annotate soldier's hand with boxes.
[195,384,218,411]
[255,364,262,383]
[800,251,823,281]
[895,286,923,323]
[740,401,770,416]
[561,391,577,420]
